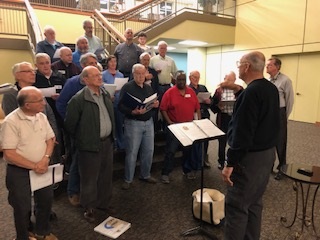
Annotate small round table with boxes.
[281,163,320,239]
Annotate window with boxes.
[159,2,172,16]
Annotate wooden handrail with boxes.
[93,10,125,43]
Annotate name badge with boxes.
[185,94,191,98]
[55,85,62,90]
[58,70,66,75]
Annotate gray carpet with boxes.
[1,120,320,240]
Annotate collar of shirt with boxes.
[270,71,280,81]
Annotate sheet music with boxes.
[39,87,56,97]
[114,77,129,91]
[53,48,61,59]
[168,119,225,146]
[103,84,117,97]
[197,92,211,103]
[29,164,64,192]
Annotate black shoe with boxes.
[84,209,95,223]
[274,172,283,180]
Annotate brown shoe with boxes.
[34,233,58,240]
[139,176,157,184]
[68,194,80,207]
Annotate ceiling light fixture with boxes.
[178,40,207,46]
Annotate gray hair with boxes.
[76,36,88,45]
[245,51,265,72]
[43,25,55,34]
[132,63,145,73]
[139,52,151,60]
[12,62,33,76]
[35,53,50,63]
[83,20,92,28]
[79,52,97,66]
[157,41,168,48]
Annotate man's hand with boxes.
[222,166,234,186]
[34,157,49,174]
[132,106,146,115]
[152,100,159,108]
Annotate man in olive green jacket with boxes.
[64,66,115,223]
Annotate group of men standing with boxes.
[0,18,295,240]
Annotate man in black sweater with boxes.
[222,51,280,240]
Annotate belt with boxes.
[159,84,171,86]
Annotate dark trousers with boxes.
[6,165,53,240]
[224,148,275,240]
[161,127,191,176]
[276,107,287,170]
[78,137,113,210]
[216,113,232,165]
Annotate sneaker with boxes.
[161,175,170,184]
[183,171,196,180]
[84,209,95,223]
[34,233,58,240]
[139,177,157,184]
[122,182,131,190]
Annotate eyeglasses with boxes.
[236,61,249,67]
[26,97,45,104]
[18,70,36,74]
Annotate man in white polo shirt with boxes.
[0,86,57,240]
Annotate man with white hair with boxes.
[72,37,89,69]
[36,25,63,63]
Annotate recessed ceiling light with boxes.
[178,40,207,46]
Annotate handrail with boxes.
[93,9,125,43]
[24,0,43,43]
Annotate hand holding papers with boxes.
[114,77,129,91]
[197,92,211,103]
[29,164,64,192]
[168,119,225,146]
[123,92,157,112]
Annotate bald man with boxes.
[0,86,57,240]
[51,46,81,79]
[222,51,280,240]
[64,66,115,223]
[211,71,240,170]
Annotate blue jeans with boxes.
[124,118,154,183]
[114,106,125,150]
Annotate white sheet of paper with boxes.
[39,87,56,97]
[29,164,64,192]
[197,92,211,103]
[53,48,61,59]
[103,84,117,97]
[114,77,129,91]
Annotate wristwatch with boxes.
[44,154,51,160]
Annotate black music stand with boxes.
[181,140,219,240]
[167,119,224,240]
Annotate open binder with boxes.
[168,118,225,146]
[122,92,157,112]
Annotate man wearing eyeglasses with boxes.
[222,51,280,240]
[0,86,57,240]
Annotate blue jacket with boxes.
[36,39,63,62]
